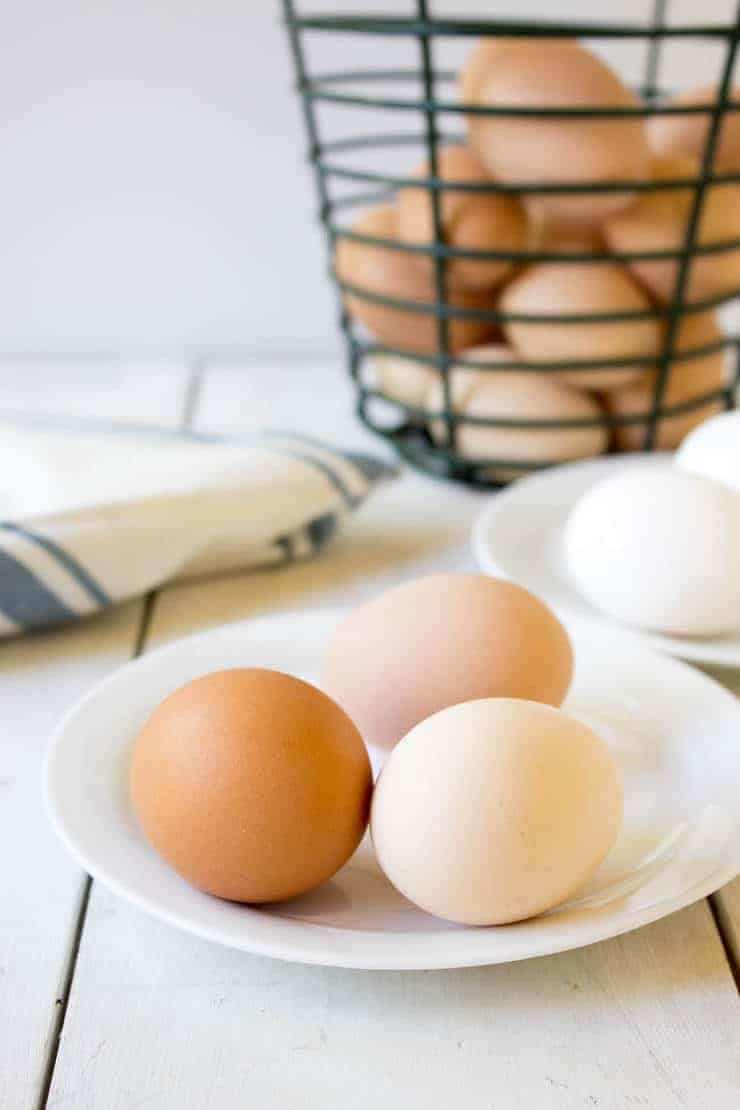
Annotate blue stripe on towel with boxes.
[0,547,76,628]
[262,440,357,508]
[305,512,338,551]
[275,534,295,562]
[0,523,111,606]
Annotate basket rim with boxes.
[286,14,740,41]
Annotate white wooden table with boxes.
[1,362,739,1110]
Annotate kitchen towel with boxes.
[0,417,398,637]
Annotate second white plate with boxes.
[473,455,740,668]
[45,608,740,970]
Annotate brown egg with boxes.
[334,206,497,355]
[604,155,740,303]
[322,574,573,751]
[535,224,606,255]
[426,346,608,480]
[397,144,527,290]
[130,669,372,903]
[604,310,727,451]
[466,39,650,227]
[500,260,660,390]
[649,84,740,173]
[459,37,524,105]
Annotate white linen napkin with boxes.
[0,416,398,637]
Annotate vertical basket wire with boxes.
[283,1,740,486]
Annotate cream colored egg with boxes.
[371,698,623,925]
[397,144,527,290]
[604,155,740,303]
[649,84,740,173]
[466,39,650,227]
[500,261,660,390]
[676,410,740,491]
[425,345,607,480]
[334,205,497,355]
[322,574,573,751]
[604,310,726,451]
[564,466,740,635]
[368,353,438,413]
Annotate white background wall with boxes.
[0,1,734,363]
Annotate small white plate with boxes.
[473,455,740,668]
[45,608,740,970]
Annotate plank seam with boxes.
[708,893,740,994]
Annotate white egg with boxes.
[675,410,740,492]
[563,465,740,636]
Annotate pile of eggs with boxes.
[335,37,739,476]
[130,574,622,927]
[565,409,740,637]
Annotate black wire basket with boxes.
[283,2,740,486]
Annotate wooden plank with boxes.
[40,886,740,1110]
[0,364,188,1110]
[47,364,740,1109]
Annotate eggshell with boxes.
[604,310,726,451]
[368,353,438,412]
[604,155,740,303]
[426,345,608,479]
[649,84,740,173]
[321,574,573,751]
[676,409,740,491]
[500,261,660,390]
[459,37,525,105]
[334,205,496,355]
[466,39,650,227]
[371,698,622,925]
[563,465,740,635]
[397,144,527,290]
[535,224,606,255]
[129,668,372,903]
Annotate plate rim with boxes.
[44,607,740,971]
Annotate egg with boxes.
[649,84,740,173]
[425,345,608,479]
[371,698,622,925]
[334,205,496,355]
[367,353,438,415]
[130,668,372,903]
[563,465,740,635]
[322,574,573,751]
[500,261,660,390]
[459,37,517,105]
[397,144,527,290]
[604,155,740,303]
[465,38,650,227]
[676,409,740,491]
[535,224,606,255]
[604,310,726,451]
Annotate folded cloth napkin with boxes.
[0,416,397,637]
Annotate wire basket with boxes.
[283,2,740,486]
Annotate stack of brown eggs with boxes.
[334,38,740,476]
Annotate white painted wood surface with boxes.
[1,364,738,1109]
[0,366,188,1109]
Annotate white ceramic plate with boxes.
[45,608,740,970]
[473,455,740,668]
